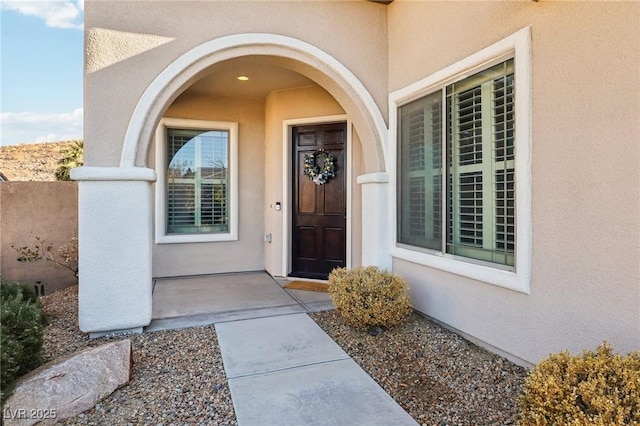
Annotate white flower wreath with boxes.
[303,150,336,185]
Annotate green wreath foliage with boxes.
[303,150,336,185]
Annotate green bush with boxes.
[518,342,640,425]
[0,279,38,305]
[1,279,45,402]
[55,140,83,181]
[328,266,411,329]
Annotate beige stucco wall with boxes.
[388,0,640,364]
[151,94,266,277]
[263,85,364,276]
[84,0,388,168]
[0,182,78,294]
[83,0,639,362]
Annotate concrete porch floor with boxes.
[146,271,334,332]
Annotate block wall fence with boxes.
[1,182,78,295]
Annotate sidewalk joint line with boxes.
[225,356,352,380]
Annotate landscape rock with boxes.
[3,339,132,426]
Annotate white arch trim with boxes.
[120,33,388,169]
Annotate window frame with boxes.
[155,117,238,244]
[389,27,532,293]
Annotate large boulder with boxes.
[3,339,132,426]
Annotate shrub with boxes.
[518,342,640,425]
[55,140,83,181]
[0,278,38,304]
[0,279,45,402]
[12,234,79,281]
[328,266,411,329]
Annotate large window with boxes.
[390,27,531,293]
[155,118,238,243]
[398,60,515,268]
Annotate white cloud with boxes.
[1,108,83,145]
[1,0,84,30]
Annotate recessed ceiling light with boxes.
[237,75,249,81]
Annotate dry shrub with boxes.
[328,266,411,329]
[518,342,640,425]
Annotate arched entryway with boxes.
[120,33,387,172]
[74,33,391,335]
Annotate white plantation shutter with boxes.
[199,133,229,228]
[167,129,229,234]
[447,59,515,266]
[167,182,195,228]
[167,132,196,231]
[448,83,485,254]
[398,91,442,251]
[398,58,515,268]
[407,107,428,242]
[493,71,515,266]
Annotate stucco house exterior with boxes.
[74,0,639,366]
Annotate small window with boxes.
[155,118,238,243]
[166,128,229,234]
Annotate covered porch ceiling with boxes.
[184,56,317,100]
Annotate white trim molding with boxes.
[388,27,532,293]
[356,172,388,185]
[155,117,239,244]
[71,166,156,182]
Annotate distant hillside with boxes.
[0,141,80,181]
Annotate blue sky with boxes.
[1,0,84,146]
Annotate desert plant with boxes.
[0,278,45,402]
[13,235,79,280]
[55,140,83,181]
[0,278,38,305]
[328,266,411,329]
[518,342,640,425]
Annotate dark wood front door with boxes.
[291,123,347,279]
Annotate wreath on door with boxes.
[303,150,336,185]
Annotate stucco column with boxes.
[71,166,156,337]
[357,172,391,271]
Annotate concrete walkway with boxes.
[148,272,418,425]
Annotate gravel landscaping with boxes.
[41,286,236,426]
[310,311,528,425]
[40,285,528,425]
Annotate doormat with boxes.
[284,281,330,293]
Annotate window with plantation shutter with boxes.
[166,128,229,234]
[398,58,515,269]
[155,118,238,244]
